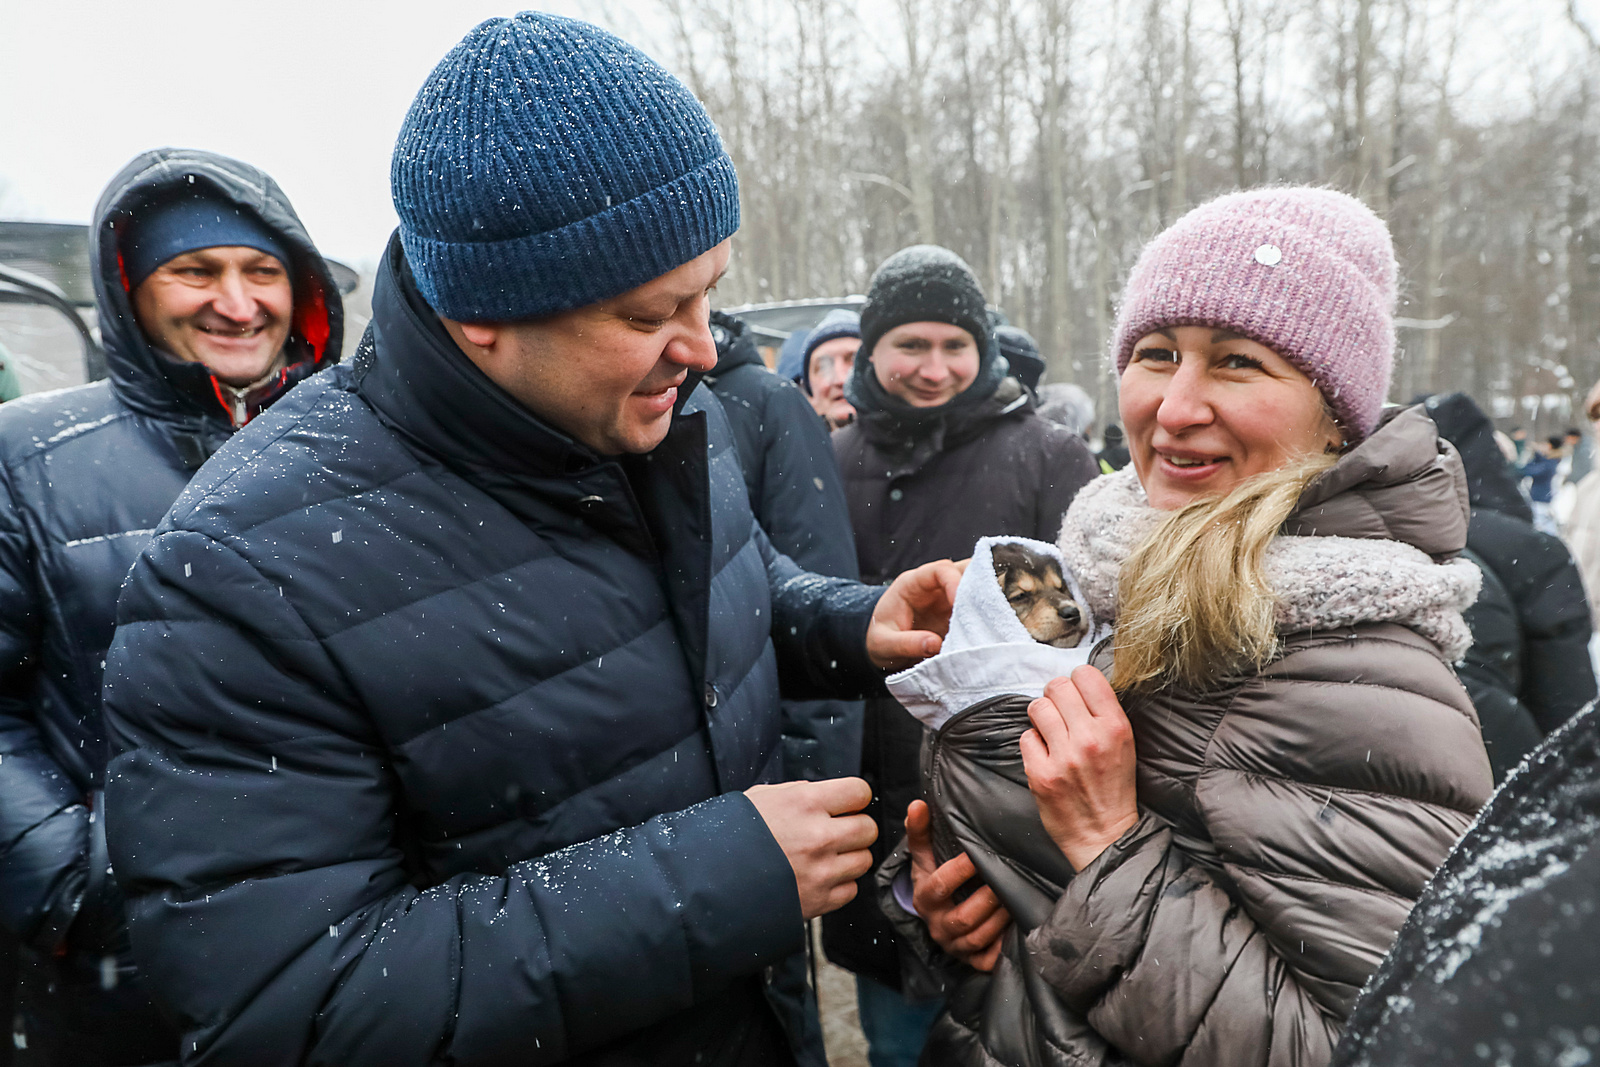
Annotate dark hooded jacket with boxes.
[0,148,340,1063]
[825,371,1098,988]
[101,236,886,1066]
[1423,393,1596,780]
[706,311,863,782]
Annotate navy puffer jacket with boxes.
[706,311,863,782]
[102,237,884,1065]
[0,148,339,1037]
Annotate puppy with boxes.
[992,543,1088,648]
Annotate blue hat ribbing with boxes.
[122,192,290,290]
[799,309,861,394]
[392,13,741,322]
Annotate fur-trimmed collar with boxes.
[1056,467,1482,661]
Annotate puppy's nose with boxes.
[1058,602,1080,623]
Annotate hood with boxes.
[887,536,1110,731]
[709,310,764,374]
[1285,405,1470,560]
[90,148,343,434]
[1420,392,1535,523]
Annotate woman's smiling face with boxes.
[1120,325,1344,511]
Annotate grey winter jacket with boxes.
[901,407,1496,1067]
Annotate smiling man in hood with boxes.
[0,148,341,1065]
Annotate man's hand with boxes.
[866,559,968,670]
[747,778,877,920]
[905,799,1009,972]
[1020,666,1139,871]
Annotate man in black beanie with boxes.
[827,245,1099,1066]
[0,147,343,1066]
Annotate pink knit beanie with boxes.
[1112,187,1397,441]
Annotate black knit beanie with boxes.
[848,245,1003,418]
[996,325,1046,391]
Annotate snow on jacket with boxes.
[706,310,863,782]
[824,379,1099,988]
[0,148,340,1061]
[101,236,885,1067]
[906,406,1494,1066]
[1331,700,1600,1065]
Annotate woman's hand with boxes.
[905,799,1010,972]
[865,559,969,670]
[1020,666,1140,871]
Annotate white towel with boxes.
[887,536,1110,731]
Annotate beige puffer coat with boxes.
[920,408,1495,1067]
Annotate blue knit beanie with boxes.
[392,13,741,322]
[122,192,290,290]
[799,309,861,395]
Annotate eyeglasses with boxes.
[811,352,854,384]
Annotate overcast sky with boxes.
[6,0,1600,273]
[0,1,647,271]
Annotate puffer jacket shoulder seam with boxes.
[169,384,381,531]
[1193,680,1246,779]
[312,551,545,642]
[392,634,694,755]
[1201,764,1483,816]
[0,407,137,474]
[1140,757,1203,793]
[1247,672,1470,713]
[142,529,361,708]
[1277,626,1456,668]
[1222,863,1408,906]
[1266,673,1479,737]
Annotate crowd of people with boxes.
[0,11,1598,1067]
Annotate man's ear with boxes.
[458,322,500,349]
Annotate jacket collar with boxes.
[858,376,1032,478]
[358,234,716,560]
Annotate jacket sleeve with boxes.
[1503,529,1597,734]
[759,524,887,702]
[1027,812,1344,1067]
[104,528,804,1066]
[1034,427,1100,543]
[0,461,98,952]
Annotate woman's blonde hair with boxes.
[1112,451,1339,694]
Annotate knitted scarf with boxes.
[1056,467,1483,662]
